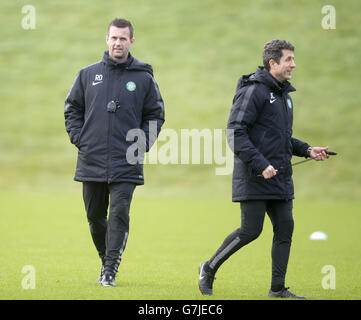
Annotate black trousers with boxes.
[82,182,136,274]
[208,199,294,290]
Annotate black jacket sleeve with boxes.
[291,137,310,158]
[227,84,270,174]
[141,76,165,152]
[64,71,85,148]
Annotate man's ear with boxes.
[269,58,277,70]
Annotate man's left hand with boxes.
[310,146,329,161]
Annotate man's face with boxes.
[106,26,134,63]
[269,49,296,82]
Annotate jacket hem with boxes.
[74,176,144,185]
[232,194,295,202]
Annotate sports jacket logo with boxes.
[92,74,103,86]
[126,81,136,91]
[270,92,276,104]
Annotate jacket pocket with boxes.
[75,126,86,149]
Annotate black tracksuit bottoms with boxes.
[207,199,294,291]
[82,181,136,274]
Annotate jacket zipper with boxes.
[106,68,113,183]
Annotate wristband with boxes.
[307,147,313,157]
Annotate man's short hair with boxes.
[263,39,295,71]
[107,18,134,39]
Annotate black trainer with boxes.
[101,272,116,287]
[268,287,306,299]
[97,265,105,283]
[198,261,215,295]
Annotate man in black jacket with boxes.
[199,39,328,298]
[64,18,164,286]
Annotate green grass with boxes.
[0,0,360,200]
[0,0,360,300]
[0,190,360,300]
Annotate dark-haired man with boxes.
[198,39,329,298]
[64,18,164,286]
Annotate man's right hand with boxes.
[262,165,278,179]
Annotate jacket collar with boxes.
[102,50,134,69]
[255,66,296,94]
[101,51,154,76]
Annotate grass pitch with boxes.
[0,0,360,301]
[0,190,360,300]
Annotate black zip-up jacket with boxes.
[227,67,310,201]
[64,51,165,185]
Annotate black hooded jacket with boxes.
[227,67,310,201]
[64,51,165,185]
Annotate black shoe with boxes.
[198,261,215,295]
[97,265,105,283]
[268,287,306,299]
[101,272,116,287]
